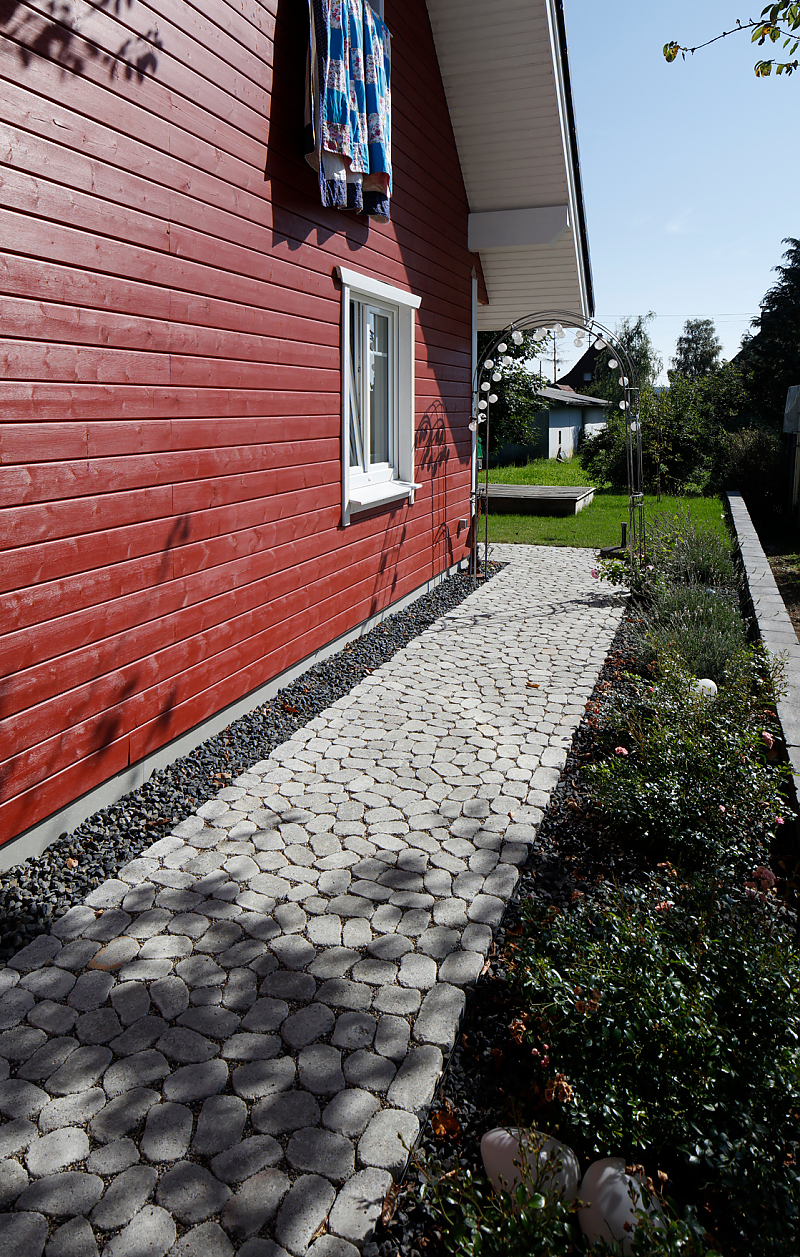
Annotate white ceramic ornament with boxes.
[695,678,718,698]
[480,1127,580,1203]
[578,1157,663,1254]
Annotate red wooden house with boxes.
[0,0,593,861]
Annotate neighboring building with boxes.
[556,342,602,391]
[0,0,593,859]
[536,387,608,459]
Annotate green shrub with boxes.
[646,509,737,589]
[587,654,788,877]
[516,882,800,1256]
[710,427,783,516]
[637,585,746,685]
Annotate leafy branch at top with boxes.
[663,4,800,77]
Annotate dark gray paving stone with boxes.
[438,950,483,986]
[90,1164,158,1230]
[275,1174,336,1257]
[103,1051,169,1098]
[0,1156,29,1207]
[358,1110,419,1177]
[18,1038,79,1082]
[240,999,288,1034]
[342,1051,396,1092]
[315,980,371,1011]
[124,909,173,940]
[260,972,316,1002]
[8,935,62,972]
[220,1033,280,1061]
[156,1028,219,1064]
[386,1046,443,1116]
[166,1220,234,1257]
[236,1241,289,1257]
[371,987,421,1016]
[219,1169,290,1240]
[86,1140,140,1176]
[111,984,151,1026]
[45,1215,99,1257]
[46,1046,113,1097]
[321,1089,380,1139]
[221,968,258,1011]
[175,957,226,988]
[328,1167,393,1247]
[308,1238,359,1257]
[110,1017,168,1056]
[298,1046,345,1095]
[156,1161,231,1224]
[191,1096,247,1157]
[0,988,35,1031]
[415,928,460,961]
[87,938,140,972]
[38,1090,105,1135]
[90,1088,160,1143]
[0,1210,48,1257]
[374,1016,410,1062]
[412,983,465,1049]
[331,1012,376,1051]
[51,906,97,941]
[26,1127,89,1177]
[210,1135,282,1184]
[55,941,102,972]
[67,973,115,1012]
[0,1079,49,1119]
[0,1025,46,1060]
[251,1091,320,1136]
[0,1118,36,1161]
[15,1170,104,1217]
[21,968,76,1002]
[231,1057,295,1101]
[103,1205,176,1257]
[194,922,242,954]
[162,1059,228,1104]
[150,978,190,1022]
[308,949,359,981]
[141,1103,193,1164]
[281,1005,335,1050]
[177,1007,241,1039]
[75,1009,122,1045]
[285,1127,354,1184]
[28,1002,79,1037]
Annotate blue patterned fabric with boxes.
[306,0,392,222]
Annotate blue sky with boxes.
[561,0,800,383]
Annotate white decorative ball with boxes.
[480,1127,580,1203]
[578,1157,663,1254]
[695,678,718,698]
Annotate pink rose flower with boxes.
[590,569,599,579]
[615,746,628,756]
[762,731,774,749]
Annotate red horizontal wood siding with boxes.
[0,0,474,845]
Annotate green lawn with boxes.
[483,459,728,548]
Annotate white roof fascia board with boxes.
[468,205,569,252]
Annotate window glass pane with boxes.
[349,301,365,468]
[369,310,390,465]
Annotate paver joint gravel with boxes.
[0,547,621,1253]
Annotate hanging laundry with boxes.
[305,0,392,223]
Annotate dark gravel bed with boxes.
[368,611,664,1257]
[0,564,503,963]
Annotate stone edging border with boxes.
[726,490,800,798]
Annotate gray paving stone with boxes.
[210,1135,282,1184]
[371,987,421,1016]
[298,1045,345,1095]
[0,1156,29,1207]
[166,1220,234,1257]
[19,1037,79,1082]
[286,1127,354,1184]
[52,906,97,941]
[321,1088,380,1139]
[103,1205,176,1257]
[75,1008,122,1045]
[350,958,396,985]
[28,1002,79,1036]
[220,1168,290,1239]
[331,1012,376,1052]
[413,984,465,1049]
[438,951,483,986]
[251,1090,321,1135]
[387,1047,443,1117]
[67,973,115,1013]
[221,1032,280,1061]
[365,935,412,961]
[162,1059,228,1103]
[38,1089,105,1135]
[232,1057,295,1101]
[461,923,492,953]
[374,1016,410,1062]
[90,1089,161,1143]
[240,999,288,1034]
[177,1006,240,1038]
[357,1110,418,1178]
[275,1174,336,1257]
[269,936,316,970]
[175,956,226,988]
[9,935,62,972]
[343,1052,396,1091]
[141,1103,193,1163]
[22,968,76,1001]
[110,1016,168,1056]
[281,1004,335,1049]
[90,1164,158,1230]
[103,1051,169,1098]
[308,947,360,981]
[26,1127,89,1178]
[431,899,466,928]
[221,968,258,1010]
[261,971,316,1002]
[156,1028,219,1063]
[0,987,35,1030]
[315,979,371,1011]
[0,1079,49,1118]
[156,1161,231,1224]
[0,1210,49,1257]
[45,1216,99,1257]
[15,1170,103,1217]
[0,1118,36,1161]
[151,978,190,1021]
[87,938,140,972]
[308,1238,359,1257]
[328,1167,393,1248]
[111,983,151,1025]
[86,1140,140,1176]
[467,894,505,926]
[192,1095,247,1157]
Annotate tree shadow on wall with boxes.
[418,400,454,576]
[0,0,163,81]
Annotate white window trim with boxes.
[336,266,421,526]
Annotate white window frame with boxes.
[337,266,421,526]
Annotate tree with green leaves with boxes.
[670,318,722,380]
[476,330,547,452]
[664,4,800,77]
[584,313,663,413]
[738,236,800,424]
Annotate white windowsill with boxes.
[348,480,421,512]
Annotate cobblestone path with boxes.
[0,546,623,1257]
